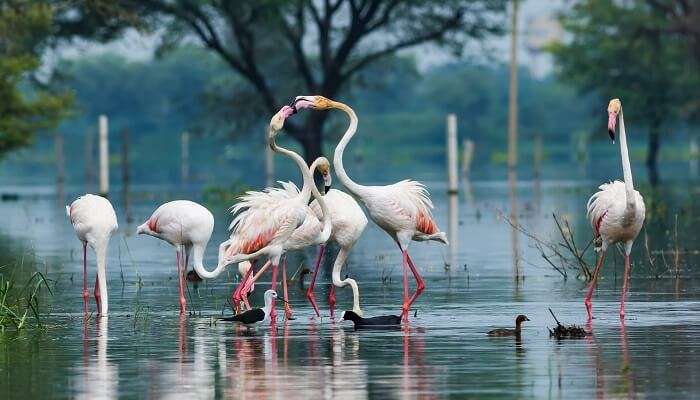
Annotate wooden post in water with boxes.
[181,132,190,184]
[55,132,65,185]
[446,114,459,269]
[121,128,132,222]
[507,0,520,171]
[85,127,94,191]
[690,136,699,179]
[533,133,542,179]
[265,128,274,187]
[98,115,109,196]
[461,139,475,178]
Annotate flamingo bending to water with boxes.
[136,200,250,314]
[585,98,646,320]
[67,194,118,316]
[291,96,448,322]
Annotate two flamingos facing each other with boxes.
[585,98,646,320]
[67,194,118,316]
[290,95,448,322]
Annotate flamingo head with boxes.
[270,105,295,133]
[316,157,332,193]
[290,95,332,112]
[607,98,621,142]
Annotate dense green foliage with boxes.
[0,2,71,157]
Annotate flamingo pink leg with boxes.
[94,275,102,315]
[402,251,425,322]
[82,242,89,315]
[401,251,410,321]
[270,262,278,322]
[585,252,606,320]
[233,260,255,314]
[620,254,631,319]
[328,284,336,318]
[281,257,293,319]
[176,250,186,315]
[240,260,271,310]
[305,245,326,317]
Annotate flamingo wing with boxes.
[226,186,304,256]
[369,180,439,235]
[286,206,324,250]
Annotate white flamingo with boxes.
[585,98,646,320]
[308,181,368,318]
[237,157,332,320]
[291,96,448,321]
[200,106,327,322]
[136,200,246,314]
[67,194,118,316]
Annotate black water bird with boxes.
[338,310,401,329]
[219,290,282,327]
[488,315,530,337]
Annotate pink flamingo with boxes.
[585,98,645,320]
[237,157,332,320]
[291,96,448,322]
[67,194,118,316]
[203,106,327,322]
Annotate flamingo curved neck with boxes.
[308,159,332,241]
[270,130,315,204]
[191,243,224,279]
[618,110,636,211]
[331,101,368,197]
[95,241,109,315]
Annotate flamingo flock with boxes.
[67,96,643,325]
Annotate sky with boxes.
[55,1,565,76]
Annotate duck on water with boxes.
[338,311,401,329]
[488,315,530,337]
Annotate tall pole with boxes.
[446,114,459,269]
[85,127,94,191]
[99,115,109,196]
[55,132,65,186]
[181,132,190,184]
[507,0,520,171]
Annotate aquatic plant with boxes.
[0,267,52,331]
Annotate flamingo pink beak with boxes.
[608,111,617,142]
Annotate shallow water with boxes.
[1,179,699,399]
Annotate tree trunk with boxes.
[299,112,328,163]
[646,118,661,186]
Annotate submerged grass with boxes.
[0,264,52,332]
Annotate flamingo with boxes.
[201,106,326,322]
[237,157,333,320]
[238,156,367,319]
[307,179,368,318]
[66,194,118,316]
[136,200,247,314]
[585,98,646,320]
[290,96,448,322]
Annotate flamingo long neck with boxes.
[191,243,224,279]
[270,130,314,203]
[308,159,332,241]
[619,110,636,211]
[95,241,108,315]
[331,102,368,197]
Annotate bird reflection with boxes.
[620,321,636,399]
[76,319,118,400]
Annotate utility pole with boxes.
[507,0,520,171]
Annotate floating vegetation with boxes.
[0,266,52,331]
[547,308,589,339]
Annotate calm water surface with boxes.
[1,179,699,399]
